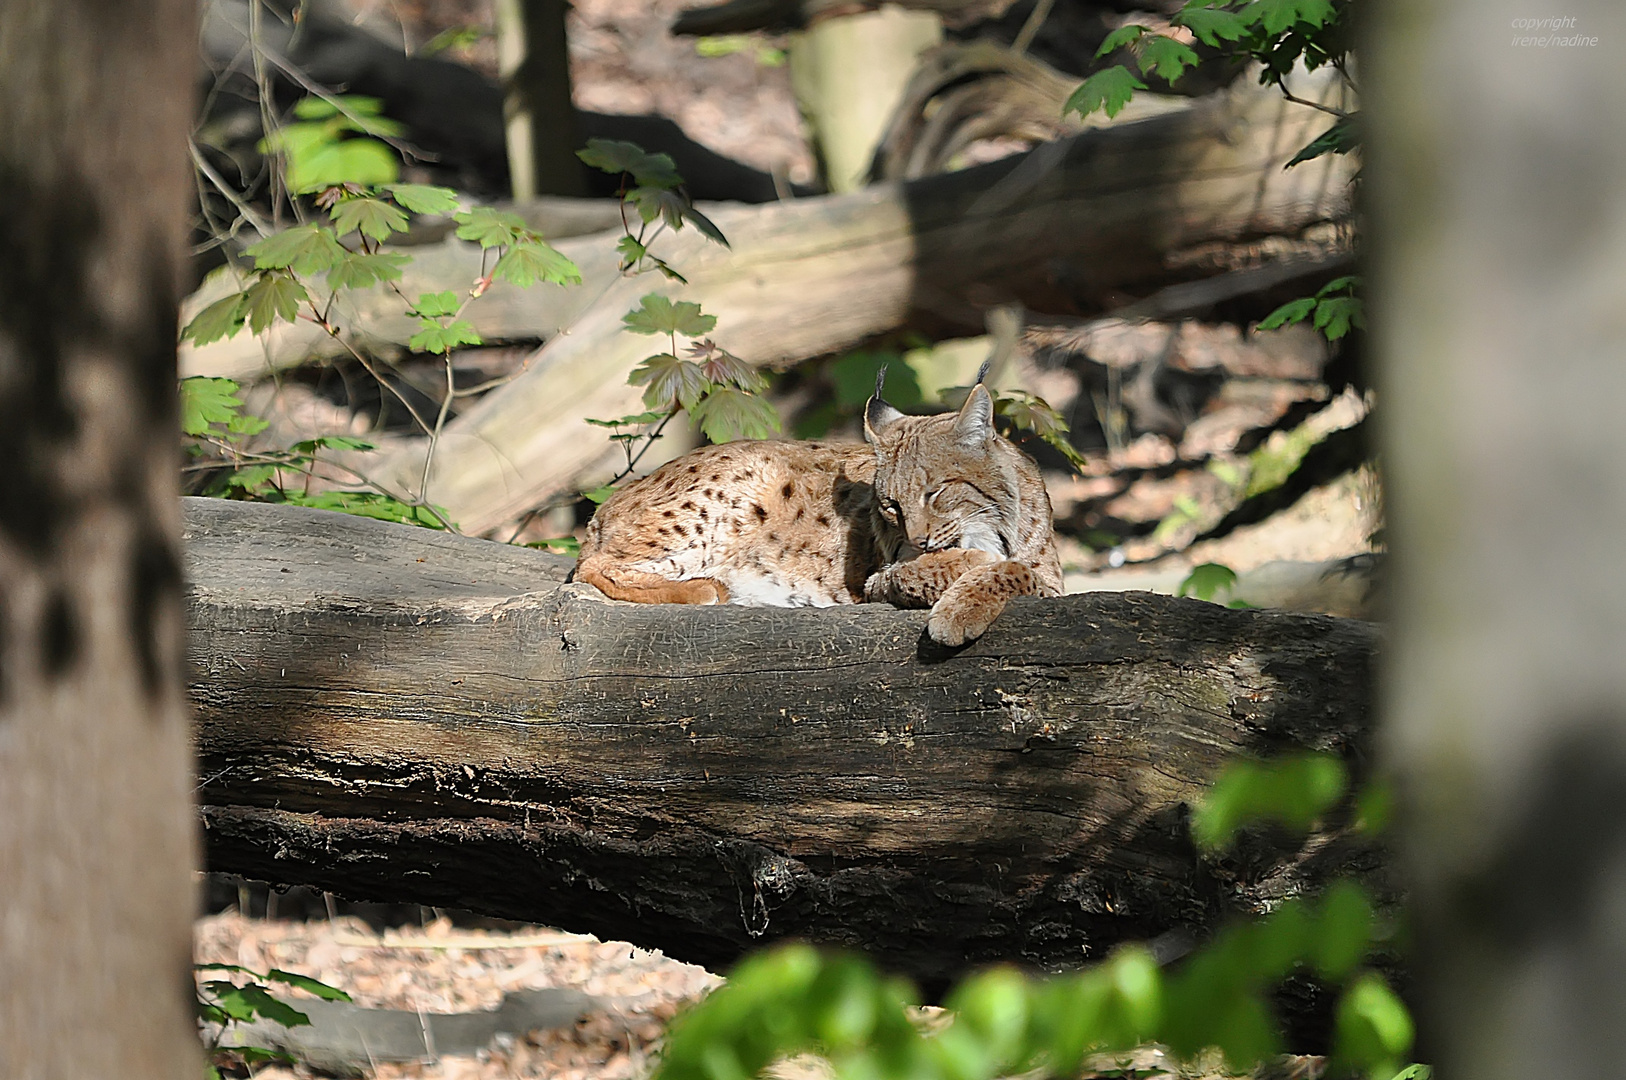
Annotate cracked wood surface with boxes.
[184,497,1382,989]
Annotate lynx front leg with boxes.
[926,560,1039,645]
[864,549,997,608]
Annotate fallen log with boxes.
[185,497,1383,990]
[371,69,1352,533]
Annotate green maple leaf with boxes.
[1095,24,1148,57]
[205,983,311,1029]
[1064,66,1148,120]
[1258,297,1316,331]
[584,410,667,428]
[179,377,244,435]
[223,464,278,494]
[246,225,346,275]
[689,387,781,443]
[684,204,729,247]
[493,241,582,287]
[243,272,309,334]
[697,348,765,393]
[289,435,377,454]
[181,292,250,346]
[628,185,688,229]
[453,206,531,248]
[615,235,648,267]
[622,294,716,337]
[286,138,399,193]
[1242,0,1336,35]
[325,250,409,291]
[1175,5,1249,46]
[413,291,461,318]
[329,196,409,241]
[996,391,1086,470]
[577,139,682,189]
[409,318,482,354]
[280,490,449,529]
[1139,35,1201,83]
[1286,114,1360,167]
[628,353,709,411]
[265,970,352,1002]
[384,183,461,216]
[1313,296,1364,341]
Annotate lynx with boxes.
[573,372,1064,644]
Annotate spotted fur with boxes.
[573,383,1063,644]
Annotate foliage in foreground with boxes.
[196,963,351,1079]
[652,754,1418,1080]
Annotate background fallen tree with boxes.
[181,67,1352,535]
[186,497,1384,990]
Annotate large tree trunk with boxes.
[1373,2,1626,1076]
[0,4,199,1077]
[185,498,1382,990]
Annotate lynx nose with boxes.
[913,536,934,552]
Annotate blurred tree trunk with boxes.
[495,0,588,199]
[790,6,943,191]
[0,3,199,1077]
[1373,1,1626,1074]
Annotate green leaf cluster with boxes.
[180,377,268,441]
[1066,0,1354,165]
[654,750,1415,1080]
[182,181,580,348]
[197,963,352,1078]
[937,381,1086,472]
[1259,275,1364,341]
[993,391,1087,471]
[621,295,780,445]
[262,95,404,194]
[658,893,1406,1080]
[579,137,731,277]
[1191,751,1348,850]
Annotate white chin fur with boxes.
[956,520,1007,557]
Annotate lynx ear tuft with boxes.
[954,383,995,445]
[864,394,905,443]
[974,357,993,387]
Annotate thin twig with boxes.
[1012,0,1056,54]
[190,140,274,238]
[1278,86,1350,120]
[451,354,539,397]
[419,352,458,504]
[247,0,286,227]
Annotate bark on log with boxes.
[185,497,1382,989]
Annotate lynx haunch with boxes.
[573,376,1063,644]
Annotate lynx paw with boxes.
[926,591,1002,646]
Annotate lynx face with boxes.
[864,385,1021,560]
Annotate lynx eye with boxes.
[884,499,904,523]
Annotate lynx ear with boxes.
[954,383,995,445]
[864,394,906,443]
